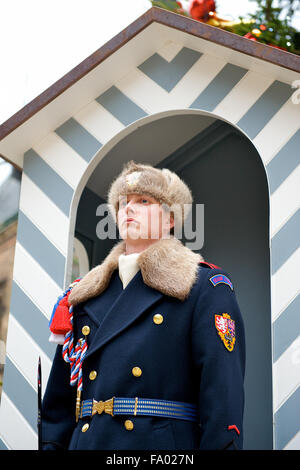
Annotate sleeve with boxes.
[191,268,246,450]
[41,344,77,450]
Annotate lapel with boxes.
[80,270,124,328]
[82,269,163,361]
[68,235,203,361]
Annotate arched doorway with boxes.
[68,110,273,450]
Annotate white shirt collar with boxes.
[118,252,140,289]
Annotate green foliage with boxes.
[150,0,300,54]
[151,0,191,16]
[151,0,181,11]
[242,0,299,53]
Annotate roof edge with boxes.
[0,6,299,146]
[152,7,300,72]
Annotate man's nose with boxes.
[125,199,136,212]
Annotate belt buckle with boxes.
[92,397,114,417]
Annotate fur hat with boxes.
[107,160,193,227]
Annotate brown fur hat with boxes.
[107,160,193,226]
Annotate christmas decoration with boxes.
[150,0,300,55]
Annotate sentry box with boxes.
[0,6,299,451]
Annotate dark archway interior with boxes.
[74,113,273,449]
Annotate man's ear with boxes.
[169,211,175,230]
[169,212,175,230]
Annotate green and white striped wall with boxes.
[0,40,299,450]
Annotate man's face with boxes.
[117,193,174,241]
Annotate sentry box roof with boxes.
[0,6,299,170]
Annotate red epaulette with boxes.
[199,261,222,270]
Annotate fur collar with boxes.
[68,236,203,305]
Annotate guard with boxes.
[41,160,245,450]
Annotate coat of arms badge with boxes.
[215,313,236,352]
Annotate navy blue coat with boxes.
[41,263,245,450]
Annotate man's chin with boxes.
[122,235,149,242]
[120,227,162,241]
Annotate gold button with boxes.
[132,366,142,377]
[124,420,134,430]
[81,423,89,432]
[153,314,163,324]
[82,325,90,336]
[89,370,97,381]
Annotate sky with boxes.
[0,0,299,126]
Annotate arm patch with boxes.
[209,274,233,290]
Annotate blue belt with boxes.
[80,397,198,423]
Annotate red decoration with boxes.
[176,1,184,14]
[189,0,216,21]
[243,32,258,41]
[268,44,288,51]
[49,292,72,335]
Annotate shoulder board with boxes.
[199,261,222,269]
[49,278,81,335]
